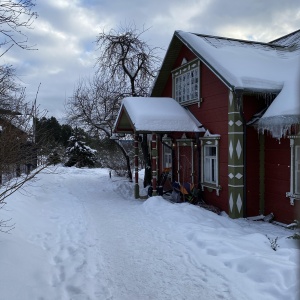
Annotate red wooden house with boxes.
[114,29,300,225]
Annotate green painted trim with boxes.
[151,149,158,156]
[228,91,244,218]
[229,187,244,218]
[134,184,140,199]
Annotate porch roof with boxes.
[114,97,205,134]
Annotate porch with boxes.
[113,97,205,199]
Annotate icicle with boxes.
[257,115,300,139]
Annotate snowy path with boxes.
[0,167,299,300]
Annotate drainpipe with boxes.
[235,88,247,218]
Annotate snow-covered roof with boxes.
[176,30,299,93]
[114,97,204,133]
[270,29,300,48]
[152,30,300,138]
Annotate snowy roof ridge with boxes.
[270,28,300,48]
[181,30,288,51]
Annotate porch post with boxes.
[228,91,244,218]
[134,133,139,199]
[151,133,157,196]
[191,141,194,184]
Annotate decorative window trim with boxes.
[172,59,200,106]
[176,134,196,184]
[162,137,172,169]
[286,133,300,205]
[199,130,221,195]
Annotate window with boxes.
[199,130,221,195]
[173,60,200,105]
[163,144,172,169]
[204,146,217,184]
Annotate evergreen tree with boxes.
[65,129,97,168]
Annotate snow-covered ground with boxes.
[0,166,299,300]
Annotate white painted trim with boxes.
[228,165,244,167]
[228,132,244,135]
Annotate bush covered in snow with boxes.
[65,133,97,168]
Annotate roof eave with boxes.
[151,33,183,97]
[174,31,235,91]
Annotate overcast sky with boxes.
[3,0,300,122]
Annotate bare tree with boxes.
[68,75,122,138]
[0,0,45,233]
[67,24,161,183]
[95,24,161,97]
[0,0,37,51]
[66,75,133,179]
[0,104,51,233]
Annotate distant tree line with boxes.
[35,116,134,170]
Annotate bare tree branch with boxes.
[95,24,161,97]
[67,24,162,182]
[0,0,37,51]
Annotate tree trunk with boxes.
[140,134,152,188]
[114,140,132,181]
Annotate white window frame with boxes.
[286,134,300,205]
[172,59,200,105]
[163,144,172,169]
[199,130,221,195]
[204,145,217,184]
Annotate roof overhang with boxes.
[114,97,205,134]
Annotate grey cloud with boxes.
[3,0,300,120]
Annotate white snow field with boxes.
[0,166,299,300]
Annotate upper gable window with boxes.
[172,59,200,105]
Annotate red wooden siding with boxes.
[160,45,230,211]
[191,63,229,212]
[155,43,299,223]
[243,95,266,217]
[264,136,296,223]
[245,127,260,216]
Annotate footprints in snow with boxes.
[31,218,102,299]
